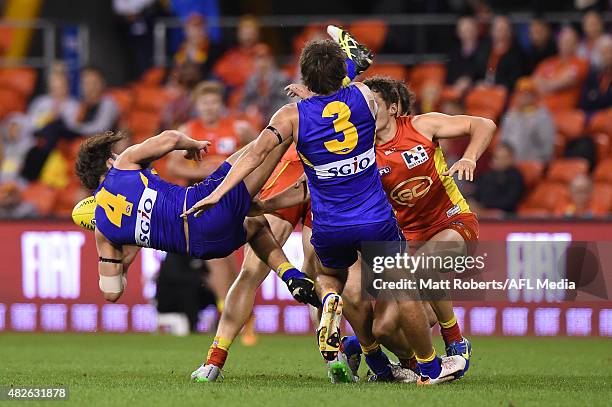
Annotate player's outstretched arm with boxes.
[182,105,295,218]
[412,113,496,181]
[95,229,126,303]
[114,130,210,170]
[249,174,309,216]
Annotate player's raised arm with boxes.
[115,130,210,170]
[412,112,496,181]
[182,104,295,218]
[249,174,309,216]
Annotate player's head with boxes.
[363,77,399,131]
[192,81,225,124]
[392,79,415,116]
[76,131,126,191]
[299,39,346,95]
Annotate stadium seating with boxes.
[407,62,446,95]
[552,109,586,140]
[465,86,508,122]
[362,63,408,80]
[587,109,612,137]
[516,161,545,190]
[546,158,589,184]
[518,181,570,214]
[347,19,387,53]
[0,67,37,98]
[594,158,612,184]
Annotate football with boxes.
[72,195,97,231]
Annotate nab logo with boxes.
[21,231,84,299]
[379,166,391,176]
[401,145,429,169]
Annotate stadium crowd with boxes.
[0,5,611,221]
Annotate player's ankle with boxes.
[206,347,228,369]
[416,350,441,379]
[363,345,392,378]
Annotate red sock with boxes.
[440,321,463,346]
[399,356,418,371]
[206,347,228,368]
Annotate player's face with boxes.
[195,93,223,124]
[372,91,395,132]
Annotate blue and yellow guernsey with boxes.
[94,167,187,253]
[296,84,393,227]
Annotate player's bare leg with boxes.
[192,215,318,382]
[205,254,238,317]
[414,228,472,376]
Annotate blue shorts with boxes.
[311,215,405,269]
[186,162,251,260]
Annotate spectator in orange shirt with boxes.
[554,174,607,218]
[213,15,262,89]
[533,26,589,111]
[167,80,256,184]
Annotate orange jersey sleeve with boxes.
[375,116,471,235]
[183,118,241,158]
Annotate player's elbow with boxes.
[159,130,182,150]
[479,117,497,133]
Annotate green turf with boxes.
[0,333,610,406]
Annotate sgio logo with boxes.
[21,231,85,299]
[136,187,157,247]
[390,176,433,206]
[313,148,375,179]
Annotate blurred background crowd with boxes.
[0,0,611,223]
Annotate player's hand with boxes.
[184,141,210,161]
[286,276,322,308]
[285,84,314,99]
[443,158,476,181]
[181,193,219,218]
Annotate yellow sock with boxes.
[439,314,457,329]
[216,299,225,313]
[276,262,294,279]
[416,349,437,364]
[321,290,338,305]
[360,341,381,355]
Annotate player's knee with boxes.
[372,314,397,340]
[244,215,270,238]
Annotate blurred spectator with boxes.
[524,18,557,74]
[577,9,607,68]
[500,77,555,162]
[161,61,201,129]
[112,0,160,80]
[26,62,79,132]
[241,44,291,123]
[0,114,32,184]
[0,182,36,219]
[445,16,486,96]
[169,0,221,43]
[482,15,524,90]
[472,142,525,213]
[533,26,589,111]
[173,13,221,79]
[554,174,606,217]
[168,81,256,183]
[580,35,612,113]
[21,66,119,181]
[213,15,262,89]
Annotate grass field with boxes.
[0,334,610,407]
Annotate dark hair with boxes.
[76,131,125,190]
[192,80,224,100]
[299,40,346,95]
[363,76,399,109]
[392,79,415,116]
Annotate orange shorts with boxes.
[259,160,312,228]
[402,212,479,243]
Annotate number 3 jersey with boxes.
[94,167,187,253]
[296,84,393,227]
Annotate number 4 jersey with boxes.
[94,167,188,253]
[296,84,393,227]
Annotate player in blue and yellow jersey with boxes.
[182,39,404,383]
[74,130,319,328]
